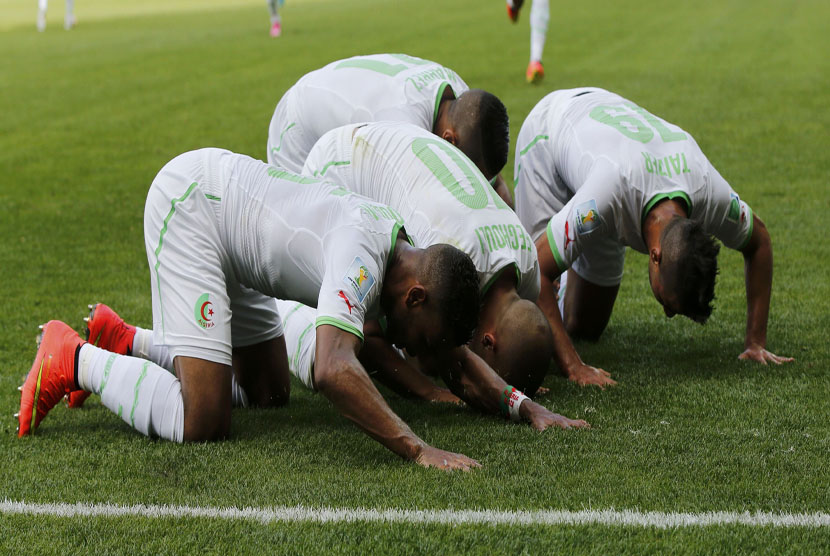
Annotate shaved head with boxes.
[447,89,509,179]
[472,298,553,394]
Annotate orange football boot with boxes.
[526,60,544,84]
[18,321,85,436]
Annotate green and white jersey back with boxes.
[514,87,754,284]
[303,122,541,300]
[267,54,468,172]
[209,149,402,341]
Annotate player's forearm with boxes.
[316,356,425,460]
[360,337,441,400]
[743,224,774,349]
[433,347,513,414]
[538,272,584,376]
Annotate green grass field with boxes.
[1,0,828,552]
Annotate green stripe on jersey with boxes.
[314,160,350,177]
[546,218,567,273]
[315,317,364,343]
[519,134,549,156]
[641,191,693,228]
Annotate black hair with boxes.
[419,244,480,346]
[662,218,721,323]
[476,91,510,178]
[453,90,510,178]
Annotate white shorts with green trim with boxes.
[144,149,283,367]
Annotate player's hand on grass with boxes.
[738,345,794,365]
[522,401,590,431]
[415,445,480,471]
[567,363,617,389]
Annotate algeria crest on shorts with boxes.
[194,293,216,329]
[575,199,602,235]
[343,256,376,303]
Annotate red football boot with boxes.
[507,0,524,22]
[84,303,136,354]
[65,303,137,408]
[18,321,85,436]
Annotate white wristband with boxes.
[507,389,528,422]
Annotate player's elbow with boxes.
[313,355,360,397]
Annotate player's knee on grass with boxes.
[561,271,618,341]
[232,337,291,408]
[175,356,233,442]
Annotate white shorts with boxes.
[275,299,317,390]
[144,149,283,366]
[266,92,315,174]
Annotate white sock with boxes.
[529,0,550,63]
[39,0,48,13]
[77,344,184,442]
[65,0,73,16]
[133,327,173,371]
[507,0,515,8]
[131,327,247,407]
[267,0,280,21]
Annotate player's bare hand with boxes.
[739,346,794,365]
[567,364,617,389]
[525,402,590,431]
[415,446,480,471]
[533,386,550,397]
[427,387,463,404]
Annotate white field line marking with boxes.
[1,500,829,528]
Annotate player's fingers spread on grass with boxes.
[768,351,794,365]
[738,348,766,364]
[416,447,480,471]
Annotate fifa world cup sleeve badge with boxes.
[574,199,603,235]
[342,256,376,303]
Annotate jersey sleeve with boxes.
[544,164,621,275]
[517,259,542,301]
[315,229,390,343]
[701,162,754,250]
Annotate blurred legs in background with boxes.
[267,0,282,37]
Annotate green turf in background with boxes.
[1,0,828,552]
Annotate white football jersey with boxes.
[267,53,469,172]
[303,122,541,300]
[204,148,403,341]
[514,88,754,286]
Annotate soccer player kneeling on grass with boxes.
[513,87,793,385]
[17,148,485,471]
[302,121,590,429]
[266,53,515,207]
